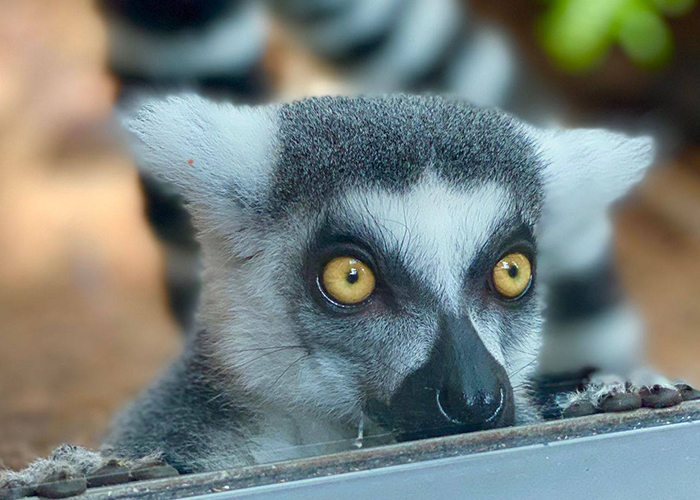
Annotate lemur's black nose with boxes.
[435,385,507,430]
[384,360,513,441]
[365,314,515,441]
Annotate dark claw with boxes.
[639,385,683,408]
[675,383,700,402]
[34,477,86,499]
[86,460,131,488]
[129,464,179,481]
[599,391,642,412]
[562,400,598,418]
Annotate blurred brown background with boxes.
[1,0,699,471]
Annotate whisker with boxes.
[508,359,537,379]
[228,345,306,353]
[270,353,310,387]
[235,347,300,370]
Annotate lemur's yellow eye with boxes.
[492,252,532,299]
[322,256,375,305]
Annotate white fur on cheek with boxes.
[200,218,364,422]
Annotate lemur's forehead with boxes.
[267,94,544,220]
[333,176,519,312]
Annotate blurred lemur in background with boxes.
[89,0,696,472]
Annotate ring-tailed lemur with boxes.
[95,94,663,473]
[85,0,691,474]
[1,1,693,491]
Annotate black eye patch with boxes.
[465,218,537,297]
[304,218,441,314]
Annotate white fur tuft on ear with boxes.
[123,94,279,220]
[533,127,655,275]
[538,128,654,216]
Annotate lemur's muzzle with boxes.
[367,314,515,441]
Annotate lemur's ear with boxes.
[533,127,655,273]
[122,94,278,231]
[538,128,654,217]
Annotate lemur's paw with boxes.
[0,445,104,492]
[558,374,639,418]
[676,383,700,402]
[558,370,696,419]
[638,385,682,408]
[0,444,173,498]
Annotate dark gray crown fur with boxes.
[269,95,543,220]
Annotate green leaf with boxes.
[651,0,696,16]
[617,5,673,67]
[537,0,626,72]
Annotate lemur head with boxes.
[126,94,653,440]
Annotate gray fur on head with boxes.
[109,94,655,472]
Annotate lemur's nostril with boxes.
[435,387,506,428]
[484,388,506,423]
[436,389,465,424]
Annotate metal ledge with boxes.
[78,401,700,500]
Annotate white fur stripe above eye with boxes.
[341,176,514,313]
[107,1,268,78]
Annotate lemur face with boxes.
[126,94,653,440]
[287,179,541,439]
